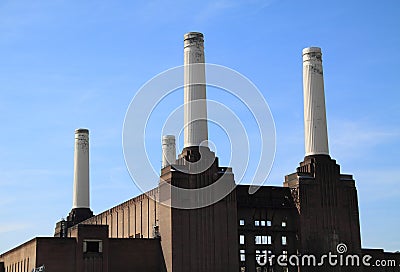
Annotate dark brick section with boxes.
[108,238,166,271]
[0,225,163,272]
[236,185,299,272]
[159,146,239,272]
[285,155,363,272]
[35,238,76,272]
[69,224,109,272]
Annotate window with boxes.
[267,220,272,227]
[83,239,103,253]
[254,220,260,226]
[239,219,245,226]
[240,249,246,261]
[260,220,265,226]
[263,235,272,245]
[255,235,272,245]
[282,221,287,227]
[86,241,100,252]
[240,267,246,272]
[282,236,287,245]
[240,235,245,245]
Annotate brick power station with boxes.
[1,32,399,272]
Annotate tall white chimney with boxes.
[162,135,176,168]
[72,128,90,209]
[302,47,329,156]
[183,32,208,148]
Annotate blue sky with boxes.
[0,0,399,253]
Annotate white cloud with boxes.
[329,119,399,158]
[0,222,29,234]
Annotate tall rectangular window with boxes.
[240,235,245,245]
[240,249,246,261]
[239,219,245,226]
[254,220,260,226]
[261,236,268,244]
[282,236,287,245]
[255,235,261,244]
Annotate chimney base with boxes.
[67,207,93,226]
[54,207,93,237]
[178,146,215,163]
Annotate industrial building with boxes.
[1,32,399,272]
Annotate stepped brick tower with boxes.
[158,32,239,272]
[284,47,362,272]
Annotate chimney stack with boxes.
[72,128,90,209]
[162,135,176,168]
[55,129,93,235]
[183,32,208,148]
[302,47,329,156]
[65,128,93,226]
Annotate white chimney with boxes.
[72,128,90,209]
[162,135,176,168]
[183,32,208,148]
[302,47,329,156]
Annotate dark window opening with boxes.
[86,241,100,253]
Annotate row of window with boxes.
[239,235,287,246]
[239,249,288,262]
[239,219,287,228]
